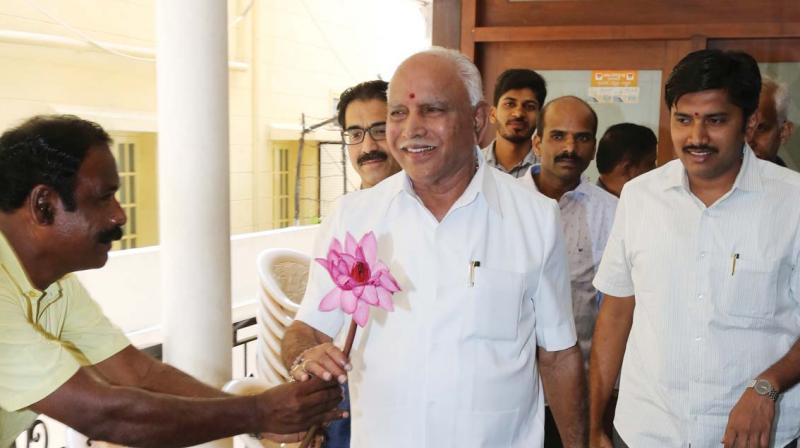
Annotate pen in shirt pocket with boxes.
[730,253,740,276]
[468,260,480,287]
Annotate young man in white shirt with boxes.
[282,47,587,448]
[482,68,547,178]
[590,49,800,448]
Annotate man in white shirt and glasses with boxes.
[337,80,402,190]
[282,47,587,447]
[590,49,800,448]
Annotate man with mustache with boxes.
[482,68,547,178]
[747,76,795,167]
[282,47,586,447]
[519,96,617,447]
[337,80,402,190]
[0,115,345,448]
[590,49,800,448]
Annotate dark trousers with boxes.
[322,383,350,448]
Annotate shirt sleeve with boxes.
[533,201,578,351]
[593,189,635,297]
[295,203,346,339]
[59,276,130,365]
[0,289,80,412]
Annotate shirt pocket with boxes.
[468,267,525,340]
[718,254,779,320]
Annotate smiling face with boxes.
[344,99,401,189]
[51,145,126,270]
[670,89,747,184]
[533,97,596,185]
[490,88,540,144]
[386,54,487,190]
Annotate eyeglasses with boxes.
[341,122,387,145]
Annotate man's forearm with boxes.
[588,295,634,438]
[759,336,800,393]
[281,320,332,368]
[34,370,258,448]
[539,344,587,447]
[92,346,228,398]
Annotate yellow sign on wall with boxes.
[588,70,640,103]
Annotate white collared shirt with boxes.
[297,148,576,448]
[482,140,539,178]
[594,146,800,447]
[520,165,618,365]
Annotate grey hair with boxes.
[762,75,791,122]
[402,46,484,106]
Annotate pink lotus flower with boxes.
[316,231,400,327]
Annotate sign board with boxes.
[588,70,640,104]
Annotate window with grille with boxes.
[113,141,138,249]
[274,147,291,228]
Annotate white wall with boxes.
[76,225,318,346]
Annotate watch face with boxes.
[754,380,773,395]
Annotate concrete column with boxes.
[156,2,232,447]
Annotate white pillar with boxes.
[156,2,232,446]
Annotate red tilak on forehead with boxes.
[694,112,700,117]
[409,93,415,99]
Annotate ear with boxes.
[780,120,795,145]
[489,106,498,125]
[532,134,543,158]
[29,185,57,225]
[618,159,635,180]
[473,101,490,144]
[745,111,759,136]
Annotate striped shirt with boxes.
[594,145,800,447]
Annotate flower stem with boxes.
[299,319,359,448]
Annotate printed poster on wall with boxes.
[588,70,640,104]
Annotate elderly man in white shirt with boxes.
[590,49,800,448]
[281,47,587,448]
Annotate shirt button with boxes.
[700,252,706,258]
[697,294,703,300]
[695,337,702,342]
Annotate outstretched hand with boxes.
[256,377,346,435]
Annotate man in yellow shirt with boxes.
[0,115,344,447]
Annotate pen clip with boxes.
[468,260,480,288]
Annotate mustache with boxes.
[357,150,388,166]
[682,144,718,153]
[506,118,529,126]
[554,152,581,163]
[98,226,123,245]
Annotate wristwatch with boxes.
[747,379,779,401]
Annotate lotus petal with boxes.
[353,301,369,327]
[353,285,365,298]
[345,232,358,256]
[362,284,378,305]
[376,287,395,312]
[378,272,401,292]
[359,232,378,266]
[318,288,342,311]
[329,238,342,255]
[341,289,357,313]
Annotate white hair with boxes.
[762,75,791,122]
[398,46,484,106]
